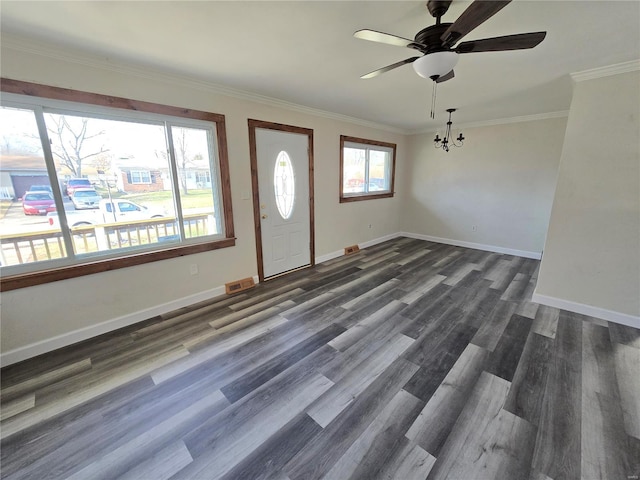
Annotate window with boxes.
[274,151,295,220]
[0,79,235,291]
[130,170,151,184]
[340,135,396,202]
[118,201,141,212]
[196,171,211,185]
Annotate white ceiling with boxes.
[1,1,639,132]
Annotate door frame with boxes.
[248,119,315,282]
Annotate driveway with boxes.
[1,198,76,235]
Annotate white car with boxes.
[71,188,103,209]
[48,198,168,228]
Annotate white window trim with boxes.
[130,170,152,184]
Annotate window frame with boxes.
[196,171,211,185]
[0,78,235,292]
[339,135,396,203]
[129,170,151,184]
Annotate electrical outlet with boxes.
[190,264,198,275]
[368,224,372,229]
[472,225,478,232]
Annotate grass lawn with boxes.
[94,188,214,211]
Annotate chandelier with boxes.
[434,108,465,152]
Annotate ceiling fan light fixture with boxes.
[412,51,459,79]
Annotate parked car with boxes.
[27,184,54,194]
[66,178,92,196]
[22,191,56,215]
[70,188,102,210]
[48,199,168,227]
[343,180,385,193]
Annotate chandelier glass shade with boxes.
[434,109,465,152]
[413,51,459,80]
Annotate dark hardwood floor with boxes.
[1,237,639,480]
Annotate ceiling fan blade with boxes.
[354,29,415,48]
[361,57,420,79]
[455,32,546,53]
[441,1,511,47]
[436,70,455,83]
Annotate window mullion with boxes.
[165,123,187,240]
[33,106,76,260]
[364,148,371,193]
[207,128,223,235]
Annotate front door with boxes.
[249,120,314,280]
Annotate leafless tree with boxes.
[1,132,42,156]
[155,128,206,194]
[174,128,193,194]
[48,116,108,178]
[0,135,13,155]
[91,154,113,186]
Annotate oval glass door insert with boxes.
[274,151,295,219]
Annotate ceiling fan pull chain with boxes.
[430,81,437,119]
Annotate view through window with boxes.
[340,135,396,202]
[0,83,232,288]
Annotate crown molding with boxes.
[1,34,406,135]
[571,59,640,82]
[408,110,570,135]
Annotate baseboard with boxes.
[399,232,542,260]
[359,232,401,250]
[315,250,344,264]
[315,232,403,265]
[316,232,540,265]
[532,291,640,329]
[0,276,259,367]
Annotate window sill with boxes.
[0,237,236,292]
[339,192,394,203]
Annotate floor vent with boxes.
[344,245,360,255]
[225,277,256,295]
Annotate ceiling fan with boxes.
[355,0,546,83]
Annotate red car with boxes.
[22,191,56,215]
[66,178,92,197]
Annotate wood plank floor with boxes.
[1,237,639,480]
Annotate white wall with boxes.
[403,117,566,256]
[3,42,636,362]
[0,46,407,358]
[535,70,640,320]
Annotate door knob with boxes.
[261,214,268,219]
